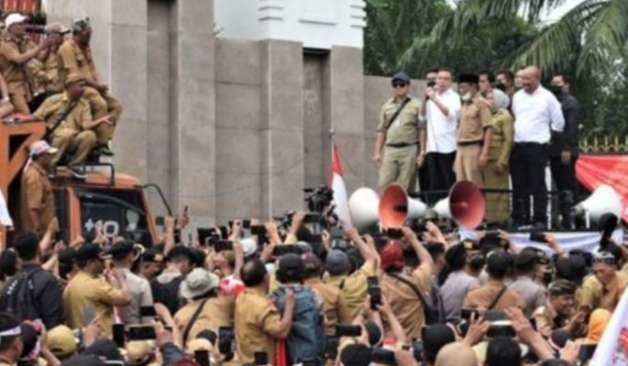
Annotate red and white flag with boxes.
[330,144,352,227]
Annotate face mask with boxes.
[550,85,563,96]
[495,82,507,91]
[462,93,472,103]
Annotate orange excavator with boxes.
[0,118,168,246]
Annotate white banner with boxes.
[0,190,13,227]
[590,286,628,365]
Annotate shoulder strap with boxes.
[387,272,429,308]
[488,286,508,310]
[182,298,209,347]
[384,97,411,130]
[43,98,81,140]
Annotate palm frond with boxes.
[505,0,605,73]
[577,0,628,75]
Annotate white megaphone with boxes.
[348,187,380,230]
[574,184,622,224]
[378,184,428,228]
[432,181,485,229]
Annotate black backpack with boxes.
[0,270,39,321]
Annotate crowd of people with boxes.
[374,67,580,229]
[0,206,627,366]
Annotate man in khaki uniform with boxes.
[578,252,628,313]
[324,229,378,319]
[174,268,234,346]
[373,72,422,192]
[234,259,295,364]
[28,23,69,109]
[63,243,131,336]
[19,141,57,236]
[302,252,352,335]
[481,89,514,224]
[0,13,52,113]
[532,280,584,338]
[454,74,493,186]
[464,251,525,312]
[380,227,433,339]
[28,74,111,174]
[58,18,123,155]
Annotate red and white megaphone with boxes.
[378,184,428,229]
[348,187,380,230]
[433,181,485,229]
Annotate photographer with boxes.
[380,226,434,339]
[0,13,53,114]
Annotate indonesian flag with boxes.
[331,145,352,227]
[590,285,628,365]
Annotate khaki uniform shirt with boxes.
[0,34,30,96]
[34,92,92,131]
[304,277,352,334]
[63,271,127,336]
[381,264,432,339]
[325,260,377,320]
[487,110,514,166]
[234,287,284,364]
[175,295,234,346]
[457,95,492,143]
[31,49,63,94]
[58,39,97,85]
[463,279,526,311]
[19,162,55,236]
[377,96,422,145]
[533,303,565,338]
[578,272,628,312]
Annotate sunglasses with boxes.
[392,82,408,88]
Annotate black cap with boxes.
[458,73,480,84]
[108,241,135,260]
[548,279,576,296]
[142,249,165,264]
[392,72,410,83]
[58,248,78,266]
[77,243,108,262]
[515,248,539,270]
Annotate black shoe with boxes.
[98,146,114,156]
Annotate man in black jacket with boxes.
[8,232,64,328]
[550,74,581,228]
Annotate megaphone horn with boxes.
[379,184,427,229]
[348,187,380,230]
[574,184,622,223]
[433,181,485,229]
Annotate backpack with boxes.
[0,269,39,321]
[273,285,326,366]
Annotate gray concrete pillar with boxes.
[261,40,305,218]
[170,0,216,227]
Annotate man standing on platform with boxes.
[373,72,422,192]
[550,74,581,228]
[510,66,564,228]
[420,69,461,201]
[454,73,493,186]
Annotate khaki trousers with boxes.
[379,144,418,192]
[454,144,483,186]
[482,161,510,223]
[83,87,123,144]
[51,128,98,168]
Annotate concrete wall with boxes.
[47,0,423,228]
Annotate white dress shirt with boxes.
[426,88,461,153]
[512,86,565,143]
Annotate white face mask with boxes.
[462,92,472,102]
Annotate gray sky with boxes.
[446,0,585,23]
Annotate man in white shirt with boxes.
[419,69,461,201]
[510,66,565,227]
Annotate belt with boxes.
[515,142,548,146]
[457,141,482,147]
[385,142,417,148]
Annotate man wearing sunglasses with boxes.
[373,72,422,192]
